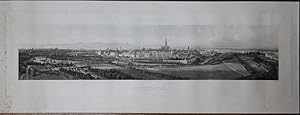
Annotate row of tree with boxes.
[59,68,94,80]
[89,68,139,80]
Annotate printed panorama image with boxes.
[18,3,279,80]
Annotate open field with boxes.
[33,73,67,80]
[224,63,250,76]
[149,63,247,80]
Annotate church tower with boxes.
[165,37,168,47]
[160,35,170,51]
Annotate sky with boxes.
[3,2,291,49]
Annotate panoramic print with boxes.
[18,3,279,80]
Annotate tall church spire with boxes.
[161,35,170,51]
[165,36,168,46]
